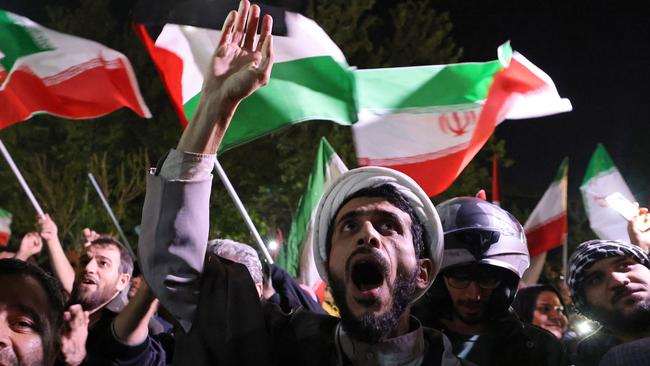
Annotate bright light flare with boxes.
[576,320,593,335]
[268,240,278,251]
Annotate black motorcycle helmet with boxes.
[414,197,530,322]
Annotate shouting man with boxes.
[138,1,464,365]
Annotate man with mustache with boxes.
[70,237,166,365]
[413,197,567,365]
[567,239,650,366]
[137,1,465,364]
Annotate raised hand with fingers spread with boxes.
[177,0,274,154]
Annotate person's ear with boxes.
[416,258,434,290]
[116,273,131,292]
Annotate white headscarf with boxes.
[312,166,443,299]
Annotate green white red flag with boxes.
[275,137,347,292]
[0,10,150,128]
[135,1,571,196]
[0,207,11,246]
[580,144,635,242]
[353,44,572,196]
[134,8,353,151]
[524,158,568,257]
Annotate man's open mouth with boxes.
[81,276,98,285]
[350,256,387,292]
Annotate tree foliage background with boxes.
[0,0,591,280]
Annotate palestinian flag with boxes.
[0,10,151,128]
[580,144,635,242]
[133,1,354,151]
[0,208,11,246]
[275,137,347,292]
[524,158,568,257]
[135,1,571,197]
[353,44,572,196]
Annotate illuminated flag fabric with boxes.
[0,10,151,128]
[580,144,635,242]
[134,0,571,196]
[524,158,568,257]
[276,137,347,292]
[352,44,572,196]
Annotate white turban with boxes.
[312,166,443,298]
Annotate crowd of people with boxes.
[2,1,650,365]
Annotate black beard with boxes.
[329,268,418,344]
[452,299,489,325]
[594,297,650,335]
[70,283,116,311]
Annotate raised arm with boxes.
[138,0,273,332]
[177,0,273,154]
[38,213,76,293]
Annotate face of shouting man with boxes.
[327,196,432,343]
[71,243,130,311]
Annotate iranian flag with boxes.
[0,10,151,128]
[524,157,569,257]
[0,208,10,246]
[580,144,635,242]
[275,137,347,293]
[135,0,571,196]
[353,44,572,196]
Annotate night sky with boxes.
[435,1,650,208]
[2,0,649,208]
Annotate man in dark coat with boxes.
[412,197,568,365]
[137,1,467,364]
[567,239,650,366]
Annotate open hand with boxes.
[203,0,274,105]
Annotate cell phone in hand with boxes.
[605,192,638,221]
[606,192,650,231]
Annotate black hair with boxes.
[0,259,65,365]
[88,236,134,276]
[512,284,567,323]
[325,184,427,260]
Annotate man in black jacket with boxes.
[567,239,650,366]
[413,197,568,365]
[137,1,467,364]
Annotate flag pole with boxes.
[87,173,137,260]
[0,139,44,216]
[562,238,568,278]
[214,160,274,264]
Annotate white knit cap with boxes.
[312,166,443,299]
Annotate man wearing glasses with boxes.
[413,197,568,365]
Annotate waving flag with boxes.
[135,0,571,196]
[0,208,11,246]
[525,158,569,257]
[580,144,635,242]
[0,10,150,128]
[134,2,354,152]
[276,137,347,292]
[353,45,572,196]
